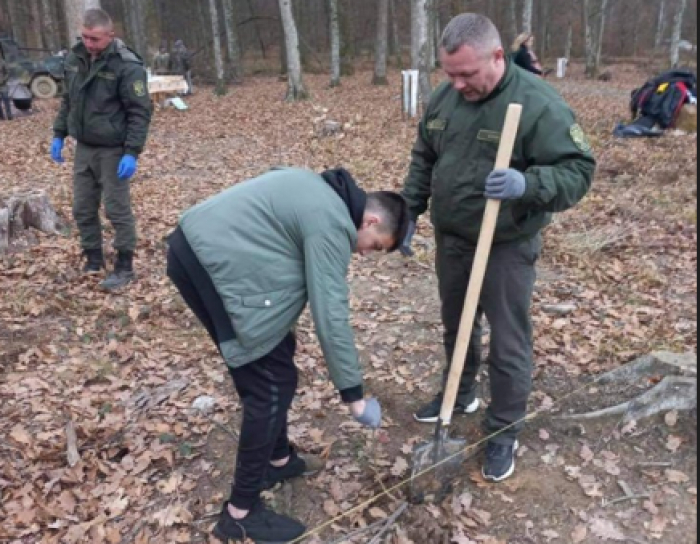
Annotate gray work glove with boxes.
[351,398,382,429]
[485,168,527,200]
[400,220,417,257]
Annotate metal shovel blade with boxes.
[409,428,469,504]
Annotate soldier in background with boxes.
[171,39,193,94]
[152,45,170,75]
[0,49,13,121]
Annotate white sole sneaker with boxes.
[413,398,481,424]
[482,440,519,483]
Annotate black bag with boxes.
[630,69,697,129]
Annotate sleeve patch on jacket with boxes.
[570,124,592,153]
[133,80,147,97]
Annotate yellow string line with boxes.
[288,372,609,544]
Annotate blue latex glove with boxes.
[352,397,382,429]
[400,220,417,257]
[485,168,527,200]
[50,138,64,164]
[117,155,138,180]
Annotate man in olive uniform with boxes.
[402,14,596,482]
[171,40,193,95]
[152,46,170,75]
[0,49,13,121]
[51,9,152,291]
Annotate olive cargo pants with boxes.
[73,143,136,252]
[436,232,541,445]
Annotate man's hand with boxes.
[350,398,382,429]
[400,221,417,257]
[485,169,526,200]
[50,138,65,164]
[117,155,138,180]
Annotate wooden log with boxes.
[0,190,60,252]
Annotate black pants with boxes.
[167,227,297,510]
[436,233,541,445]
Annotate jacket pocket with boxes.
[232,287,305,349]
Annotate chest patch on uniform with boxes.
[65,65,79,73]
[570,124,592,153]
[97,71,116,81]
[477,130,501,144]
[427,119,447,131]
[133,80,147,97]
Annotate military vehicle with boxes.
[0,36,65,99]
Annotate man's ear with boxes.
[362,213,381,229]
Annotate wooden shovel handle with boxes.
[439,103,523,425]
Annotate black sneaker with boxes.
[213,501,306,543]
[482,440,519,483]
[261,448,312,490]
[413,395,480,424]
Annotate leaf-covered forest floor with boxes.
[1,62,697,543]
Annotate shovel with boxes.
[410,103,523,504]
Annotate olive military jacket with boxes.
[403,60,596,245]
[53,39,152,156]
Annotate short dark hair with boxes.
[83,9,114,30]
[366,192,411,253]
[441,13,502,55]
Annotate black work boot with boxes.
[83,248,105,274]
[213,501,306,543]
[100,251,136,291]
[261,448,314,491]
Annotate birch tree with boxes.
[508,0,519,44]
[372,0,389,85]
[329,0,341,87]
[583,0,609,79]
[279,0,309,101]
[412,0,432,109]
[655,0,667,50]
[670,0,688,67]
[222,0,243,84]
[522,0,533,34]
[208,0,227,95]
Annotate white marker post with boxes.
[557,58,568,79]
[402,69,420,118]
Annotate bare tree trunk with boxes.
[28,0,45,50]
[670,0,688,67]
[389,0,402,68]
[373,0,389,85]
[7,0,26,45]
[222,0,243,84]
[522,0,533,34]
[583,0,596,78]
[655,0,667,50]
[64,0,85,46]
[124,0,147,59]
[329,0,341,87]
[508,0,519,44]
[595,0,609,71]
[40,0,60,51]
[566,0,575,59]
[209,0,227,94]
[413,0,432,109]
[278,0,308,101]
[246,0,267,59]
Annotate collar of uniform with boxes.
[480,57,516,104]
[73,39,119,63]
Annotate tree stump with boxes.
[0,191,60,252]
